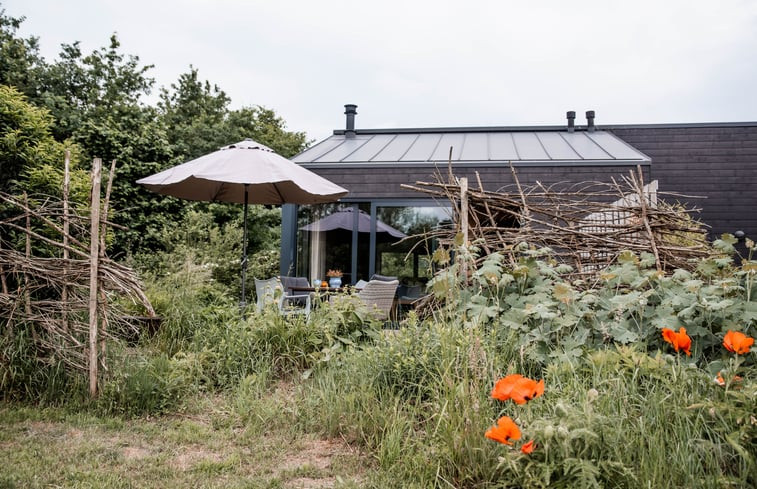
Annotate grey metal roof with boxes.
[293,130,651,169]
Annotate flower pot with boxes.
[328,277,342,288]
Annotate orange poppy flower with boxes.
[485,416,521,445]
[715,371,743,386]
[509,378,545,405]
[723,330,754,355]
[661,327,691,356]
[520,440,535,454]
[491,374,544,404]
[715,371,725,386]
[491,374,524,401]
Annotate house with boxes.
[281,105,757,284]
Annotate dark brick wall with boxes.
[311,165,649,200]
[611,125,757,240]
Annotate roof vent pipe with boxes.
[586,110,596,132]
[344,104,357,138]
[566,111,576,133]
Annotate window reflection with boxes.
[376,206,452,286]
[296,204,451,286]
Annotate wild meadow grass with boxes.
[2,242,755,488]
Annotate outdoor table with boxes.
[289,286,361,294]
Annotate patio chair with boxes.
[255,277,311,320]
[254,277,281,312]
[396,284,423,318]
[370,273,398,282]
[280,276,314,300]
[358,279,399,321]
[279,275,313,319]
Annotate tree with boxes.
[159,66,309,162]
[0,85,86,198]
[0,8,44,99]
[29,34,179,256]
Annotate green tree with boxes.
[0,8,44,98]
[159,66,308,162]
[0,84,86,198]
[29,34,178,256]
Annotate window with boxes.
[293,202,451,285]
[375,205,452,285]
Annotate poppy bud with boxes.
[555,402,569,416]
[587,388,599,403]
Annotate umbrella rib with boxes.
[272,182,286,203]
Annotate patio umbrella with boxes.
[136,139,349,307]
[300,208,406,239]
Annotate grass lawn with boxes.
[0,390,370,489]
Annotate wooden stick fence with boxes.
[402,165,711,283]
[0,159,154,397]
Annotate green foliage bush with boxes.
[429,239,757,367]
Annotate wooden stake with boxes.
[98,159,116,359]
[62,150,70,333]
[0,239,7,295]
[23,192,31,316]
[88,158,102,397]
[460,177,469,246]
[635,165,662,270]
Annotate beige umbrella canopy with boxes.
[137,139,349,307]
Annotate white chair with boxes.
[254,277,311,320]
[255,277,281,312]
[358,279,399,321]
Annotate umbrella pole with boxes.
[240,184,249,310]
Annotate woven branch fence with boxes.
[1,157,154,396]
[402,165,712,282]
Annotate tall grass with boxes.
[299,323,755,488]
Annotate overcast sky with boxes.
[5,0,757,142]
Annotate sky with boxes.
[5,0,757,142]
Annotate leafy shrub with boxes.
[140,251,237,355]
[430,240,757,366]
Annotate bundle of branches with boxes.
[402,166,711,281]
[0,189,154,374]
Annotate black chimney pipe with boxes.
[566,111,576,133]
[586,110,596,132]
[344,104,357,138]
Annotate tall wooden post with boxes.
[62,150,70,332]
[98,159,116,359]
[88,158,102,397]
[460,177,469,246]
[23,192,32,316]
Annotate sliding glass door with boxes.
[294,201,450,286]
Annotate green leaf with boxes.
[640,252,657,268]
[617,250,639,264]
[553,282,575,304]
[610,323,639,344]
[720,233,738,245]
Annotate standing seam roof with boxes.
[292,130,651,165]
